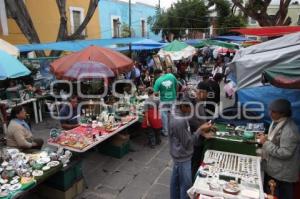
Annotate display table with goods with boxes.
[0,148,71,199]
[0,98,39,124]
[188,150,264,199]
[48,113,138,153]
[203,122,264,156]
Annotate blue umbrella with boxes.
[0,50,31,80]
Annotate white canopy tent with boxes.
[0,39,19,57]
[229,32,300,89]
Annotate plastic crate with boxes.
[98,141,130,159]
[45,158,83,191]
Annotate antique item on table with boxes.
[32,170,43,177]
[9,183,21,191]
[9,179,19,185]
[223,180,240,195]
[243,131,254,140]
[47,161,60,168]
[189,150,263,199]
[0,190,9,197]
[42,166,50,171]
[50,128,61,139]
[20,176,33,184]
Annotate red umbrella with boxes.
[51,46,133,79]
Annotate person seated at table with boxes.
[6,106,44,150]
[6,80,22,92]
[59,95,80,130]
[258,99,300,199]
[6,80,22,99]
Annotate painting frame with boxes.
[164,55,174,68]
[153,55,163,70]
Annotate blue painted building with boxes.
[98,0,161,40]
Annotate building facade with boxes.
[248,3,300,27]
[98,0,160,40]
[0,0,101,45]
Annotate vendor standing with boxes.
[59,95,80,130]
[258,99,300,199]
[6,106,44,150]
[153,69,177,136]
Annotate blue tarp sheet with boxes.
[212,36,248,41]
[185,39,203,46]
[114,39,165,51]
[238,85,300,130]
[17,38,161,52]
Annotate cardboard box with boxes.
[111,133,130,147]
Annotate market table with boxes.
[203,123,258,156]
[0,98,39,124]
[48,116,139,153]
[8,164,62,199]
[0,148,66,199]
[188,150,264,199]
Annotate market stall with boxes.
[48,115,138,153]
[203,122,261,156]
[0,148,71,199]
[188,150,264,199]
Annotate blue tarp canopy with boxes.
[238,85,300,129]
[0,50,31,80]
[185,39,204,47]
[115,39,166,51]
[17,38,163,52]
[212,36,248,41]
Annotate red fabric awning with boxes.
[231,26,300,37]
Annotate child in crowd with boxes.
[141,88,162,148]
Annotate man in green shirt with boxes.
[153,69,177,136]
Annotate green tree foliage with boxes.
[148,0,210,39]
[211,0,247,34]
[121,23,135,38]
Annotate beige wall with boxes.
[0,0,101,45]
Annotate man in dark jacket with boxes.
[202,74,222,116]
[169,97,212,199]
[188,81,212,179]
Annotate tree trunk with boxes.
[49,0,68,57]
[50,0,100,57]
[5,0,46,57]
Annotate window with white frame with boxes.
[141,19,146,37]
[111,16,121,38]
[69,7,85,35]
